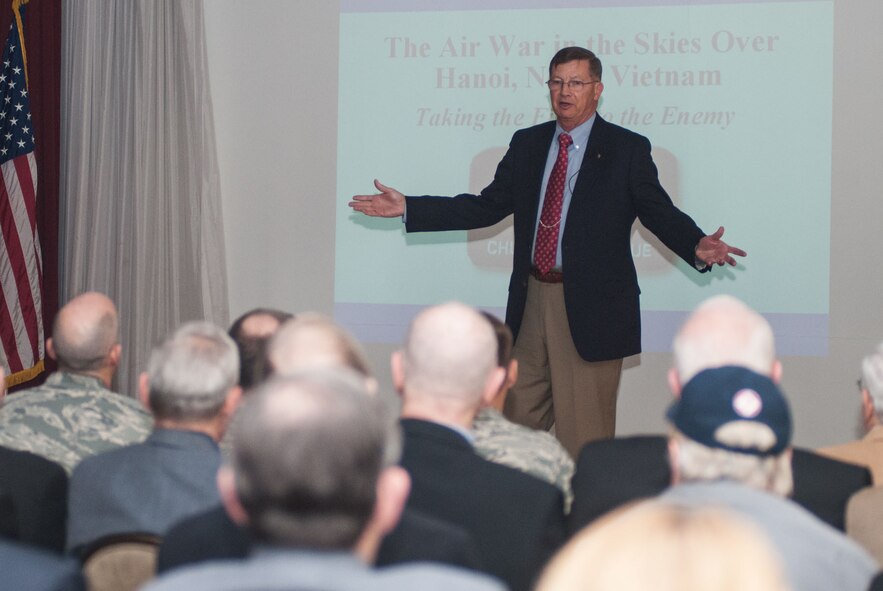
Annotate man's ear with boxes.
[480,366,507,407]
[770,360,783,384]
[390,351,406,396]
[505,359,519,391]
[862,389,877,430]
[372,466,410,537]
[217,466,249,526]
[223,386,243,418]
[46,337,57,361]
[353,465,411,565]
[668,367,682,398]
[138,372,152,412]
[108,342,122,367]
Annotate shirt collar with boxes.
[556,113,595,152]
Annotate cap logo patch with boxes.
[732,388,763,418]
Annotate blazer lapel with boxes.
[570,114,607,202]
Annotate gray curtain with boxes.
[60,0,229,397]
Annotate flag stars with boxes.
[20,88,26,97]
[15,139,23,148]
[4,133,11,141]
[11,66,19,75]
[9,117,17,126]
[21,125,28,134]
[13,103,21,111]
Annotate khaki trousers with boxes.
[504,276,623,459]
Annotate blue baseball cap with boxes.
[666,366,792,456]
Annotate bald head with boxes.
[267,314,372,378]
[399,302,499,408]
[50,292,119,373]
[673,295,777,385]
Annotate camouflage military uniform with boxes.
[0,372,153,474]
[472,407,574,511]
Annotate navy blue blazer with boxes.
[399,418,566,591]
[0,445,68,553]
[406,116,706,362]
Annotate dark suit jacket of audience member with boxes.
[399,418,566,591]
[568,435,871,535]
[156,504,483,574]
[0,445,68,552]
[0,538,85,590]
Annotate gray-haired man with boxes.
[65,321,242,554]
[661,366,877,591]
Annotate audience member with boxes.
[66,321,241,554]
[266,313,376,391]
[537,501,792,591]
[158,315,481,573]
[569,295,871,533]
[472,312,574,509]
[660,365,877,591]
[0,292,152,473]
[227,307,292,389]
[818,341,883,483]
[0,367,69,553]
[144,371,504,591]
[394,302,566,591]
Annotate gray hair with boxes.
[862,342,883,421]
[671,429,793,497]
[673,295,775,383]
[228,370,394,548]
[147,321,239,421]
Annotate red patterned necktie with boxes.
[534,132,573,274]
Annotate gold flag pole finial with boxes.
[11,0,30,87]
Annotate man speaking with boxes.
[350,47,746,457]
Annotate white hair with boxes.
[673,295,775,383]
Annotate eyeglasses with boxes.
[546,79,599,92]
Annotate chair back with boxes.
[847,486,883,566]
[81,533,162,591]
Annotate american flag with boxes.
[0,0,43,387]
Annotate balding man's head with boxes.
[49,292,120,374]
[224,370,393,549]
[671,295,778,392]
[267,314,372,380]
[395,302,502,413]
